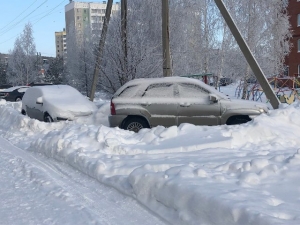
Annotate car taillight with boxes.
[110,100,116,115]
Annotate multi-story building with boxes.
[285,0,300,77]
[65,1,120,39]
[55,29,67,58]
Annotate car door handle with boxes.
[180,103,191,107]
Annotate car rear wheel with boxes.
[123,117,149,132]
[44,113,54,123]
[15,97,22,102]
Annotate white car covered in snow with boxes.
[21,85,97,122]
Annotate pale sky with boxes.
[0,0,119,57]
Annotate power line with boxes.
[0,7,63,39]
[0,0,67,49]
[0,0,67,46]
[33,0,67,25]
[0,0,38,33]
[0,0,48,37]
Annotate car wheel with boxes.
[226,116,251,125]
[21,110,26,115]
[44,113,54,123]
[15,97,22,102]
[123,117,149,132]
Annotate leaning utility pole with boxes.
[162,0,172,77]
[89,0,113,101]
[213,0,280,109]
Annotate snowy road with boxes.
[0,137,166,225]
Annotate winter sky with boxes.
[0,0,119,57]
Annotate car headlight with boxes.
[259,108,265,113]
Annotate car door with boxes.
[177,83,221,126]
[140,83,178,127]
[25,89,44,121]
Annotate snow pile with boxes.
[1,97,300,225]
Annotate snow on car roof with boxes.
[115,77,229,99]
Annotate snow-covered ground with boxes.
[1,83,300,225]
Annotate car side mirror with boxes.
[36,97,43,104]
[209,94,218,103]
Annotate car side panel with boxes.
[220,108,261,124]
[143,103,177,127]
[177,100,220,126]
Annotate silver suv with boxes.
[109,77,268,132]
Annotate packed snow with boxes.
[1,83,300,225]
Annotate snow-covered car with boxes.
[109,77,269,132]
[21,85,97,122]
[0,84,13,91]
[0,86,29,102]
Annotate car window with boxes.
[142,83,174,98]
[118,85,141,98]
[17,87,29,93]
[178,83,209,98]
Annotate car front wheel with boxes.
[123,117,149,132]
[44,113,54,123]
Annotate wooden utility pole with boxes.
[213,0,280,109]
[121,0,127,59]
[121,0,128,82]
[162,0,172,77]
[89,0,113,101]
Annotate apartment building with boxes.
[55,29,67,58]
[65,1,120,39]
[285,0,300,77]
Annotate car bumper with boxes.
[108,115,127,127]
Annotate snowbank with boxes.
[1,97,300,225]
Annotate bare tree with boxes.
[7,23,37,85]
[65,24,96,96]
[99,0,163,93]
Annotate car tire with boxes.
[44,113,54,123]
[123,117,149,132]
[15,97,22,102]
[226,116,251,125]
[21,110,26,115]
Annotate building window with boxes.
[298,65,300,76]
[77,16,80,20]
[298,14,300,27]
[298,39,300,52]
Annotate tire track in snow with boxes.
[0,137,167,225]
